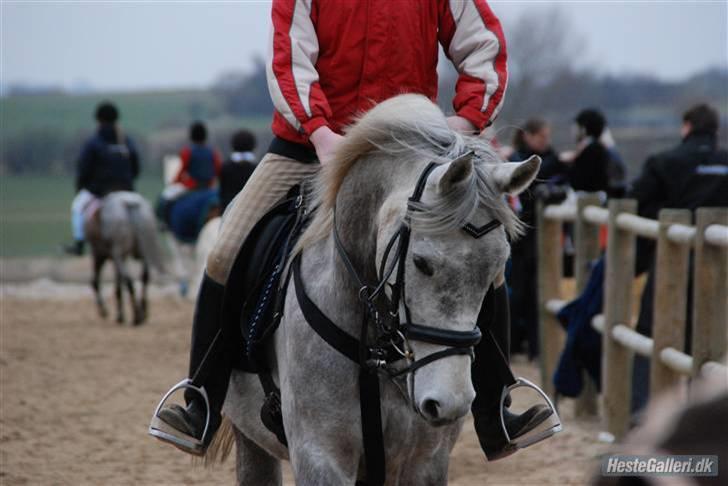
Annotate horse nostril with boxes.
[422,399,440,420]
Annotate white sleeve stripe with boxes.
[267,27,301,130]
[447,0,501,112]
[289,0,318,118]
[266,0,319,130]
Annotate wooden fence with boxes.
[537,194,728,440]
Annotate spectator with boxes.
[600,128,628,197]
[630,103,728,413]
[508,118,565,358]
[219,130,257,213]
[561,109,610,193]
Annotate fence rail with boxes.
[537,195,728,440]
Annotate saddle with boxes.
[220,185,308,445]
[83,197,102,224]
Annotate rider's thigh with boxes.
[206,152,319,283]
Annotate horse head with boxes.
[373,149,541,425]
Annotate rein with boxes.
[293,157,502,485]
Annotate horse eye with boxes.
[413,255,434,276]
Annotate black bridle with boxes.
[292,157,502,485]
[331,161,492,374]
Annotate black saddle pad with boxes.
[221,185,306,372]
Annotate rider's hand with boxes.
[446,115,477,135]
[310,126,344,166]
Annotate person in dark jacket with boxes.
[562,109,611,193]
[65,101,140,256]
[219,130,258,213]
[630,103,728,414]
[507,118,566,358]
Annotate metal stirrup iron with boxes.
[498,377,562,450]
[148,379,212,455]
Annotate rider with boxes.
[65,101,140,256]
[153,0,555,461]
[157,122,222,225]
[174,122,222,191]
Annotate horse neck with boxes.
[332,156,420,284]
[301,157,419,335]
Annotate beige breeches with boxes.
[206,152,320,283]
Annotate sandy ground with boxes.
[1,288,611,485]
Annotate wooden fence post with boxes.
[603,199,637,439]
[573,193,602,416]
[691,208,728,378]
[537,200,563,398]
[650,209,692,396]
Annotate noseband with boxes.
[292,156,502,485]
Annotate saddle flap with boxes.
[222,184,307,372]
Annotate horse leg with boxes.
[233,427,282,486]
[92,253,108,319]
[125,271,141,325]
[137,261,149,324]
[287,440,358,486]
[112,255,126,324]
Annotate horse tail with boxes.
[204,416,235,466]
[124,197,167,274]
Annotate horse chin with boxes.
[422,415,462,427]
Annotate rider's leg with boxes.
[152,153,319,454]
[471,282,558,460]
[66,189,93,255]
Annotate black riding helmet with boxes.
[95,101,119,124]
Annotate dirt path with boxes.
[0,293,610,485]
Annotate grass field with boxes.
[0,175,165,257]
[0,90,224,140]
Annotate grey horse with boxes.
[208,94,540,485]
[85,191,166,325]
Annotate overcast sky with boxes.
[2,1,727,92]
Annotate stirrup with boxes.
[499,377,562,449]
[148,379,211,455]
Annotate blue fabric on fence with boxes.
[553,256,605,397]
[168,189,219,243]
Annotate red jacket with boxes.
[269,0,508,147]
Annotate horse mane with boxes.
[295,94,523,253]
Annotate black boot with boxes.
[151,273,231,455]
[64,240,85,256]
[471,284,556,461]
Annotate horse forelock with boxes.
[294,94,522,254]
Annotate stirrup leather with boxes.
[499,377,562,449]
[148,379,211,455]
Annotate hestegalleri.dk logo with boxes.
[601,455,718,477]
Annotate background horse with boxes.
[209,94,540,485]
[85,191,166,325]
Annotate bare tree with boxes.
[436,6,585,124]
[501,6,586,120]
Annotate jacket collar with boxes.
[682,132,716,149]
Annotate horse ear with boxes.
[492,155,541,195]
[436,151,474,194]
